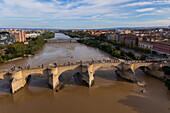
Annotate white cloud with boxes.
[52,0,63,4]
[121,0,170,7]
[0,0,169,28]
[128,19,170,26]
[121,2,152,7]
[136,8,155,12]
[136,7,170,17]
[153,0,170,4]
[0,0,132,19]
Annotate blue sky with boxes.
[0,0,169,29]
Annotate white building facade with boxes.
[138,41,153,50]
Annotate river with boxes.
[0,33,169,113]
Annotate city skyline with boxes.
[0,0,170,29]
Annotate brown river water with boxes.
[0,34,170,113]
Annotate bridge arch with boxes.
[58,66,82,85]
[58,70,82,86]
[92,63,121,74]
[130,63,153,74]
[86,62,121,86]
[0,68,48,94]
[162,66,170,76]
[47,65,81,89]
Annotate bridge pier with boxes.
[80,64,95,87]
[46,68,60,90]
[116,63,137,82]
[144,64,165,80]
[88,65,95,87]
[48,74,60,90]
[7,71,27,94]
[129,63,165,82]
[10,78,26,94]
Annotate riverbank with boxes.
[4,55,33,63]
[78,39,148,60]
[78,39,125,59]
[0,32,56,64]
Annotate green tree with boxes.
[152,51,157,55]
[126,52,135,59]
[0,58,4,63]
[139,54,147,60]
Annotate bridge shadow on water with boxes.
[93,67,156,86]
[94,70,117,80]
[0,79,11,95]
[28,77,49,89]
[59,70,83,86]
[59,67,131,87]
[93,67,130,87]
[27,74,49,90]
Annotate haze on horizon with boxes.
[0,0,169,29]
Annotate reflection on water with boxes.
[0,40,169,113]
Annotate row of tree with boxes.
[61,31,151,54]
[61,31,148,60]
[60,30,93,38]
[42,32,55,39]
[99,39,151,54]
[79,39,147,60]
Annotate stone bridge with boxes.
[0,59,169,94]
[45,38,80,43]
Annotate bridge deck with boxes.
[0,59,169,74]
[0,59,120,73]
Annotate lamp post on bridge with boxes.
[80,60,82,65]
[68,62,70,66]
[146,57,148,63]
[138,57,139,62]
[27,64,30,70]
[92,59,94,63]
[125,57,127,62]
[54,63,57,67]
